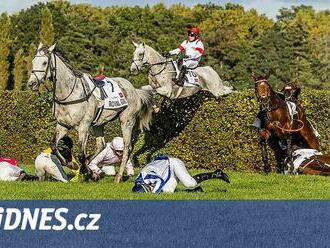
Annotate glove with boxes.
[162,52,171,58]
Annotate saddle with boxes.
[91,75,128,109]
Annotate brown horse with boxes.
[281,80,301,103]
[254,74,320,173]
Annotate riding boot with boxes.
[18,172,39,181]
[175,65,187,87]
[193,169,230,184]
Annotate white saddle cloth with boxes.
[184,70,200,87]
[84,75,128,109]
[292,149,322,170]
[172,61,200,87]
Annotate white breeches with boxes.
[182,59,199,69]
[35,153,68,183]
[162,159,197,193]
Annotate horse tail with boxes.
[136,89,153,131]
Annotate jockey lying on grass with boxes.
[88,137,134,181]
[0,158,37,181]
[35,136,81,183]
[168,25,204,86]
[132,155,230,193]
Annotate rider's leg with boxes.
[175,59,198,87]
[176,65,187,87]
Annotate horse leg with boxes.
[286,137,294,174]
[77,124,90,174]
[89,125,106,163]
[260,139,270,173]
[50,123,69,166]
[114,116,135,183]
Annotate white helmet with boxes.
[110,137,124,151]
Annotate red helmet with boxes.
[188,26,200,36]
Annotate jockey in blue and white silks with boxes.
[132,155,230,193]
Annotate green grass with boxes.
[1,165,330,200]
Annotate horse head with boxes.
[130,42,149,75]
[27,42,56,91]
[253,72,273,111]
[281,80,301,101]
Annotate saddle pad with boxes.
[84,75,128,109]
[184,70,200,87]
[292,149,323,170]
[101,78,128,109]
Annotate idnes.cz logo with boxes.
[0,207,101,231]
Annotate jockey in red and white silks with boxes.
[168,26,204,86]
[0,160,37,181]
[169,26,204,68]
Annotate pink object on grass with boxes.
[0,158,18,167]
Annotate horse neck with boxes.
[269,88,285,109]
[146,46,173,79]
[52,54,81,98]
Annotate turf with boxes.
[1,165,330,200]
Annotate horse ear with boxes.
[132,41,139,48]
[142,42,145,47]
[49,43,56,52]
[38,43,43,50]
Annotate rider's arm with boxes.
[169,40,186,55]
[88,146,108,171]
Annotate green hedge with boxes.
[0,89,329,171]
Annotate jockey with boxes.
[132,155,230,193]
[0,159,38,181]
[88,137,134,181]
[34,136,82,183]
[168,25,204,86]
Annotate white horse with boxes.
[130,42,234,99]
[28,43,153,183]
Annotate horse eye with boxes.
[139,53,143,57]
[42,62,47,66]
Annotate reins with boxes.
[33,47,96,108]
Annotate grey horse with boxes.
[28,43,153,183]
[130,42,234,99]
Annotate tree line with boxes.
[0,1,329,91]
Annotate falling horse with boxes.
[130,42,234,99]
[290,147,330,176]
[28,43,153,182]
[253,74,319,173]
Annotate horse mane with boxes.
[53,48,84,78]
[40,45,84,78]
[145,44,163,58]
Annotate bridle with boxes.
[132,48,173,77]
[31,50,56,92]
[31,48,96,109]
[255,79,271,112]
[255,79,304,133]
